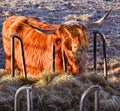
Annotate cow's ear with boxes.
[58,25,69,38]
[55,38,62,45]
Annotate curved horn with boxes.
[23,22,56,34]
[86,8,112,28]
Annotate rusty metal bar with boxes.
[93,30,108,80]
[80,85,101,111]
[52,43,55,72]
[11,34,27,81]
[14,85,33,111]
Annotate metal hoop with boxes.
[14,85,33,111]
[80,85,101,111]
[93,30,108,80]
[11,34,27,81]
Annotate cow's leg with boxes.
[22,65,42,78]
[5,56,11,73]
[64,50,78,74]
[55,55,64,72]
[2,35,12,73]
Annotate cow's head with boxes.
[57,21,88,53]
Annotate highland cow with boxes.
[2,9,111,78]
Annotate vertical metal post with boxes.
[52,42,66,73]
[93,32,97,74]
[11,34,27,81]
[93,30,108,80]
[27,88,33,111]
[14,85,33,111]
[95,89,100,111]
[80,85,101,111]
[11,36,15,77]
[52,43,55,72]
[62,49,66,72]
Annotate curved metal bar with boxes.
[11,34,27,81]
[14,85,33,111]
[80,85,101,111]
[93,30,108,80]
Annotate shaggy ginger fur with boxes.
[2,16,88,78]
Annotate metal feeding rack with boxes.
[14,84,101,111]
[12,30,108,111]
[14,85,33,111]
[93,30,108,80]
[11,34,27,81]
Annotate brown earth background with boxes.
[0,0,120,82]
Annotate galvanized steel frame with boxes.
[14,85,33,111]
[93,30,108,80]
[11,34,27,81]
[80,85,101,111]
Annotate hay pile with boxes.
[0,69,120,111]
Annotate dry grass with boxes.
[0,70,120,111]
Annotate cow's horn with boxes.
[23,22,56,34]
[86,8,112,28]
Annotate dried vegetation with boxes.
[0,70,120,111]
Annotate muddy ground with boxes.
[0,0,120,82]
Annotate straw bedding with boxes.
[0,70,120,111]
